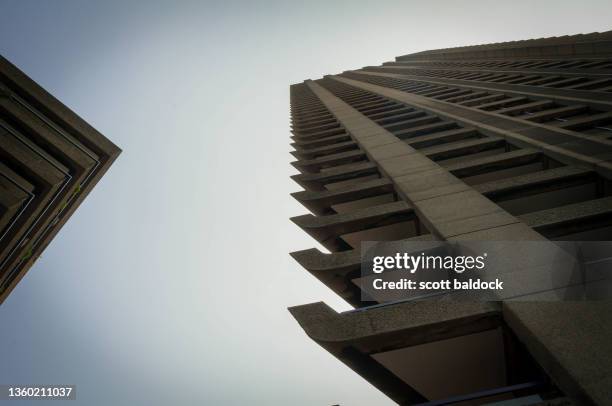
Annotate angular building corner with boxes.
[288,31,612,405]
[0,55,121,304]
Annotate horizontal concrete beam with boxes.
[291,177,394,215]
[291,201,415,251]
[291,161,379,191]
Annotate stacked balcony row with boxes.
[366,63,612,93]
[290,83,436,307]
[320,76,612,242]
[386,57,612,72]
[349,70,612,141]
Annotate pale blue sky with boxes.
[0,1,610,405]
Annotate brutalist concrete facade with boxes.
[289,32,612,405]
[0,56,120,304]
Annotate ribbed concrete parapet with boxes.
[0,56,121,303]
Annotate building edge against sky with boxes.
[288,31,612,405]
[0,56,121,304]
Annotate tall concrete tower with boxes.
[289,32,612,405]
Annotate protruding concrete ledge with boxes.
[291,149,366,174]
[291,161,378,191]
[477,96,530,111]
[291,140,357,159]
[290,201,415,251]
[289,301,502,404]
[292,105,328,116]
[291,133,351,150]
[422,136,505,161]
[357,100,396,112]
[495,100,555,116]
[445,90,489,104]
[292,121,340,136]
[408,127,480,149]
[525,105,589,122]
[394,121,458,140]
[361,102,403,116]
[291,116,336,130]
[290,234,438,307]
[291,177,394,215]
[368,106,414,120]
[290,248,362,306]
[291,126,346,142]
[461,93,506,107]
[421,87,466,98]
[558,111,612,131]
[382,114,435,132]
[445,149,542,178]
[436,89,474,100]
[475,166,595,201]
[520,196,612,237]
[292,112,333,125]
[349,95,381,106]
[289,300,502,351]
[374,109,420,125]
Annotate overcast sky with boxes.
[0,1,611,405]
